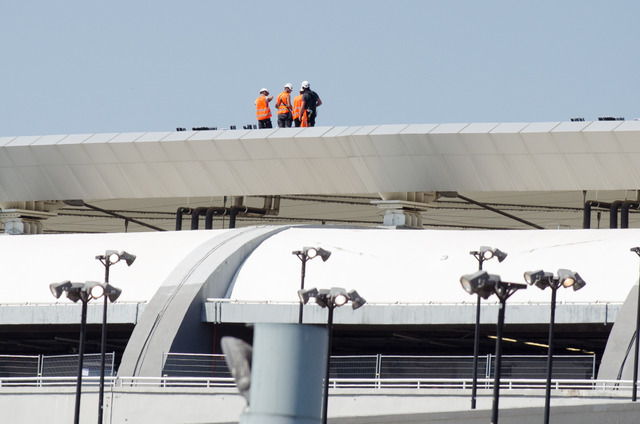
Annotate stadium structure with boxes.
[2,121,640,423]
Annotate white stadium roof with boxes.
[2,121,640,202]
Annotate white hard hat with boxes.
[260,88,269,93]
[301,81,310,89]
[285,83,293,90]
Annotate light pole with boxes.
[469,246,507,409]
[298,287,366,424]
[292,247,331,323]
[524,269,585,424]
[631,247,640,402]
[94,250,132,424]
[50,280,108,424]
[460,271,526,424]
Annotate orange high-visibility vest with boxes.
[256,96,271,120]
[292,94,303,120]
[301,110,309,127]
[276,92,291,115]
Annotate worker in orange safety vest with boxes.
[292,89,304,127]
[275,83,293,128]
[255,88,274,129]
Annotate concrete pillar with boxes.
[239,323,328,424]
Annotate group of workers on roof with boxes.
[255,81,322,129]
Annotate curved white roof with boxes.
[0,230,227,303]
[2,121,640,201]
[229,227,640,305]
[1,226,638,308]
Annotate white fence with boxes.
[0,375,631,392]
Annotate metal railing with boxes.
[0,376,632,392]
[161,352,596,381]
[0,353,115,378]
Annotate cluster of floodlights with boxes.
[298,285,366,424]
[50,280,121,303]
[49,250,135,424]
[293,247,332,323]
[524,269,586,291]
[460,248,587,424]
[298,287,366,310]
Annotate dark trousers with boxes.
[258,118,272,129]
[294,118,301,127]
[277,112,292,128]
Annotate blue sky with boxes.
[1,0,638,137]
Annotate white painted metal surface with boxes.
[2,121,640,202]
[0,230,226,303]
[228,227,640,305]
[1,226,639,308]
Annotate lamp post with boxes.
[460,271,526,424]
[468,246,507,409]
[292,247,331,323]
[631,247,640,402]
[523,269,585,424]
[298,287,366,424]
[50,280,108,424]
[94,250,132,424]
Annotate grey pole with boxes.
[322,306,335,424]
[543,285,558,424]
[471,254,484,410]
[634,260,640,402]
[74,294,89,424]
[239,323,328,424]
[299,258,307,323]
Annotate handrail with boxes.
[0,376,631,391]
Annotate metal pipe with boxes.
[621,201,639,229]
[175,207,191,231]
[205,207,227,230]
[190,207,209,230]
[583,201,612,229]
[610,201,624,229]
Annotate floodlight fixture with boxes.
[305,247,318,259]
[315,289,331,308]
[316,248,332,262]
[298,288,319,305]
[480,246,494,260]
[50,280,73,299]
[571,273,586,291]
[473,246,508,266]
[557,269,576,288]
[330,287,348,307]
[348,290,367,310]
[524,270,554,289]
[460,270,498,299]
[87,281,105,299]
